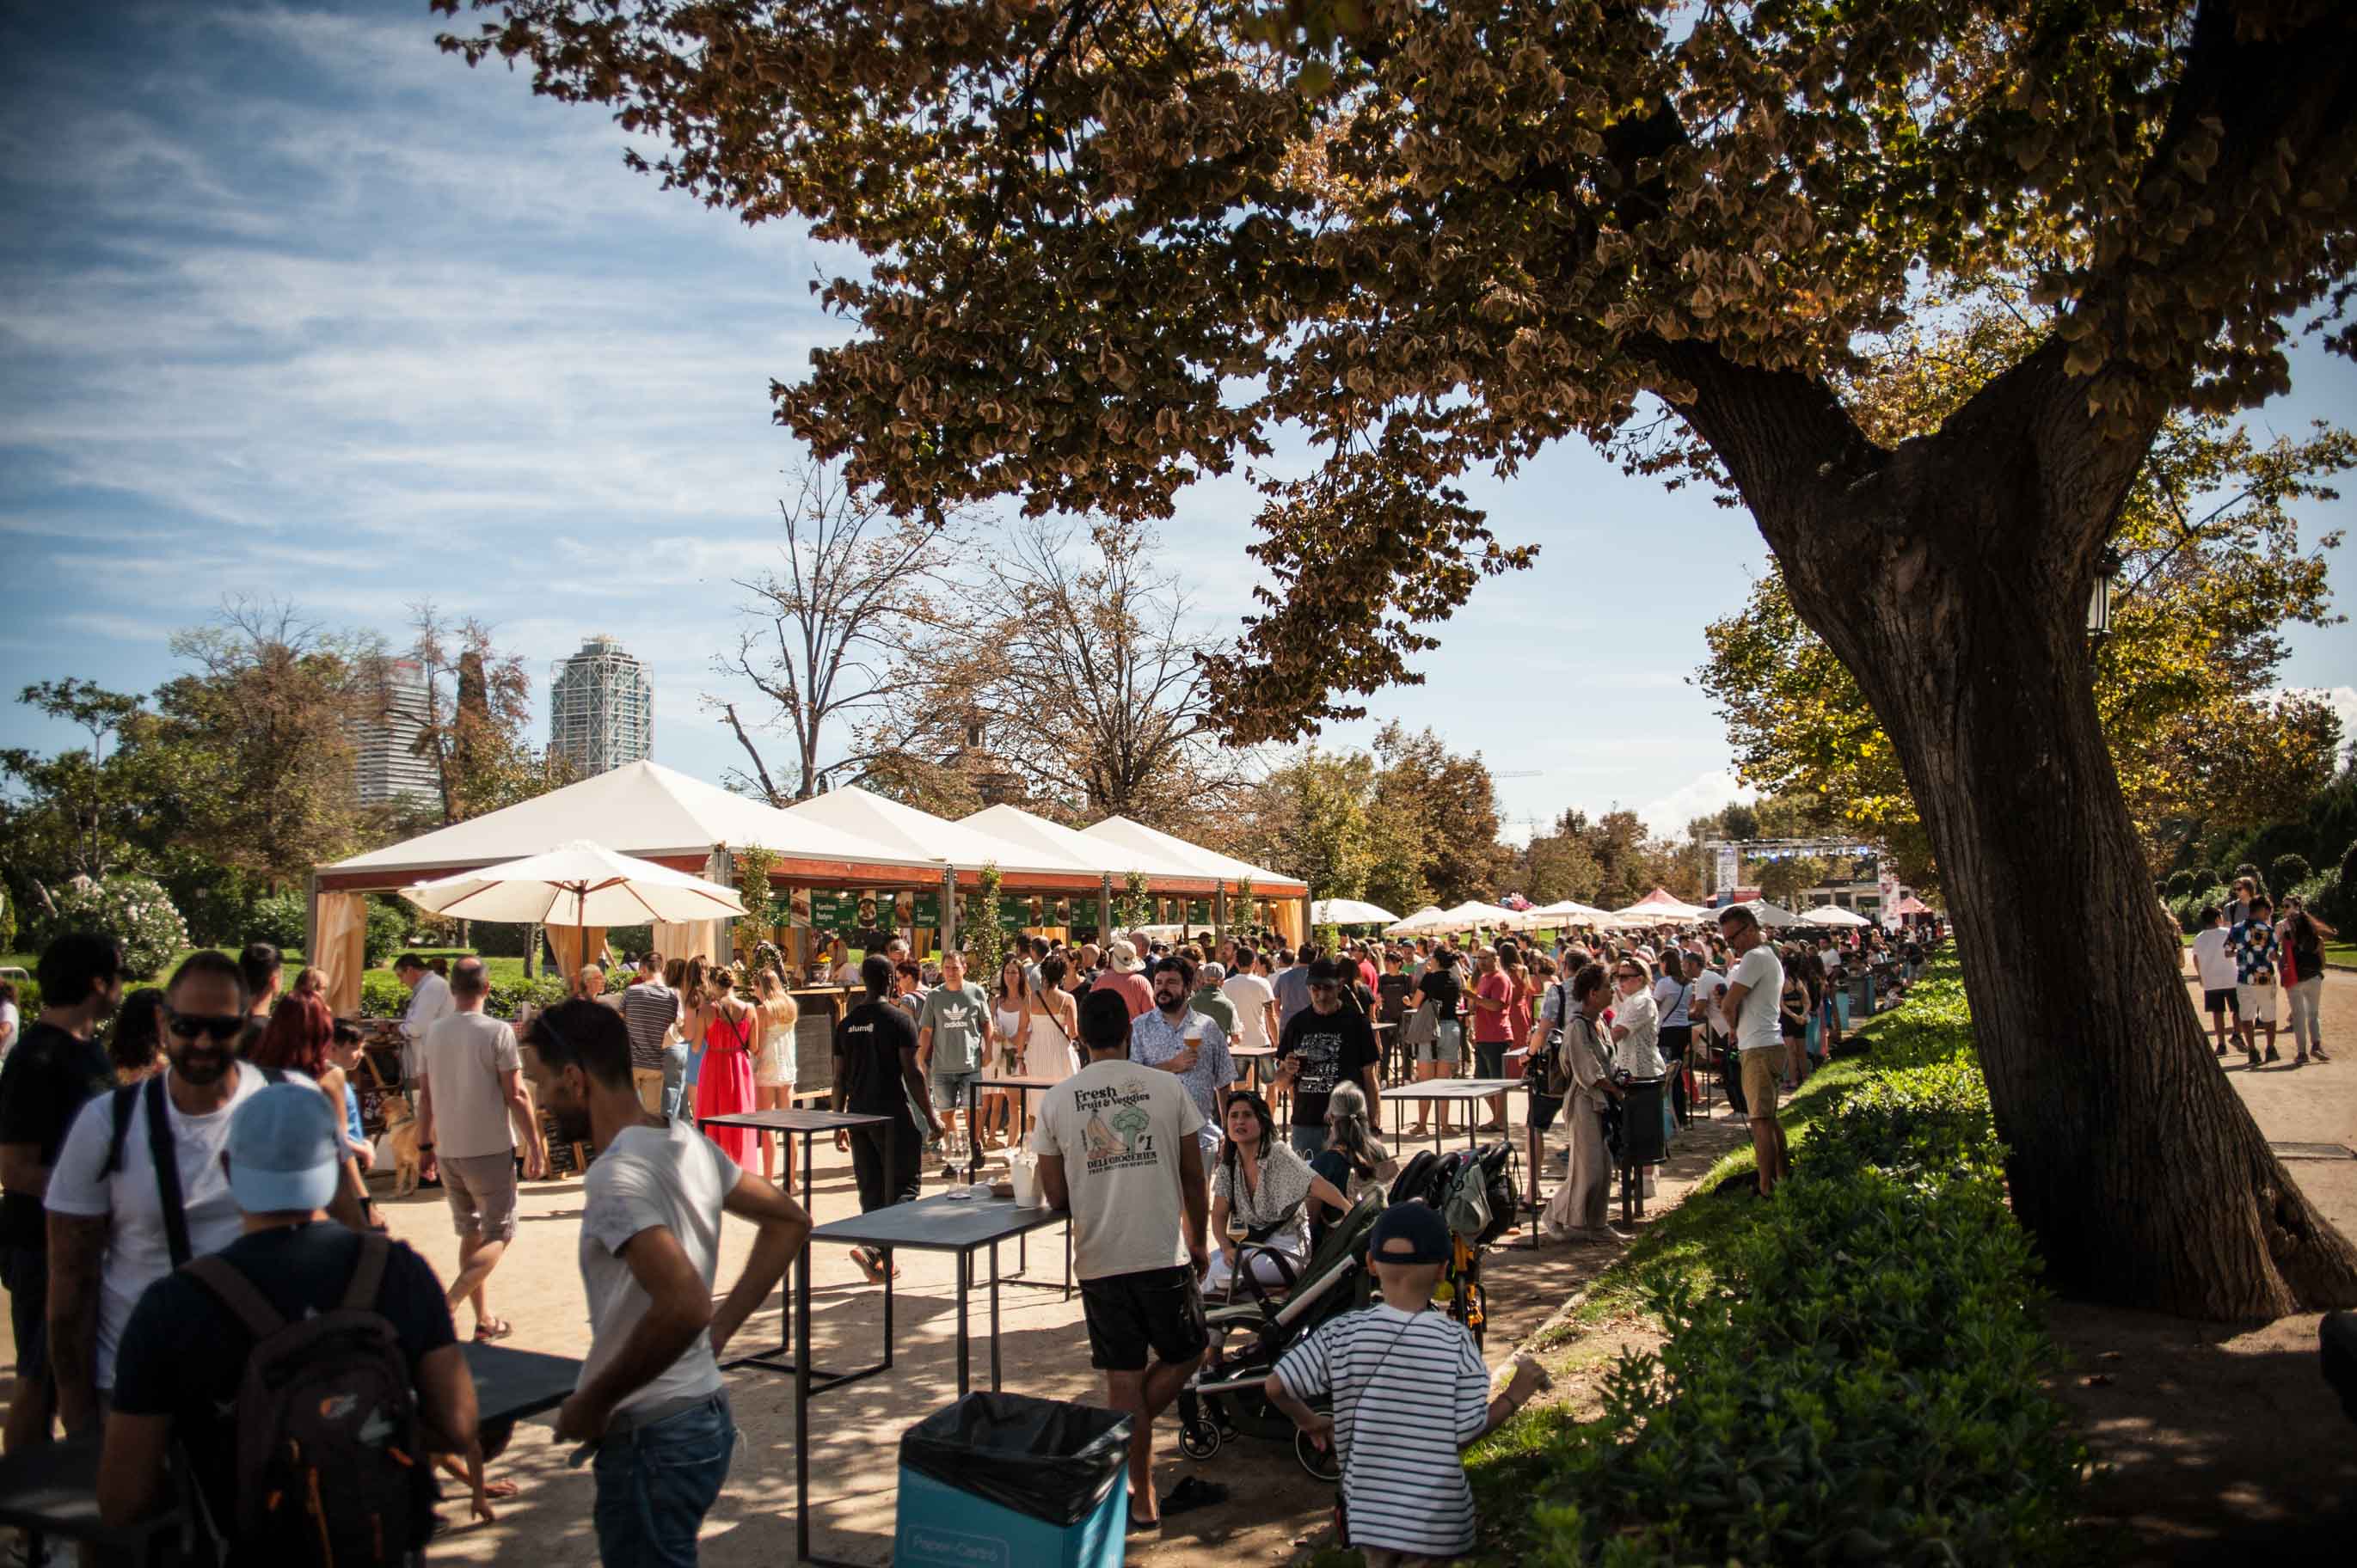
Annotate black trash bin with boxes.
[896,1392,1134,1568]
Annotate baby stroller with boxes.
[1175,1191,1385,1479]
[1389,1143,1518,1345]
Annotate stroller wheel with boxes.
[1179,1418,1223,1461]
[1295,1425,1341,1482]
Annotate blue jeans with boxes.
[1288,1125,1325,1161]
[592,1393,736,1566]
[661,1042,690,1121]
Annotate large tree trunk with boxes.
[1699,356,2357,1319]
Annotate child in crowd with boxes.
[1263,1203,1550,1566]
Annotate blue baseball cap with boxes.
[227,1082,344,1214]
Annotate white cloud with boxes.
[1638,769,1754,837]
[2292,685,2357,763]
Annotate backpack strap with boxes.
[144,1075,194,1269]
[341,1232,392,1312]
[184,1253,287,1342]
[101,1082,140,1178]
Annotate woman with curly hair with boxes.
[107,988,169,1084]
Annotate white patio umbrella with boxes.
[402,840,747,965]
[1802,903,1872,928]
[1314,897,1401,928]
[1385,905,1448,936]
[1436,900,1520,931]
[1737,898,1806,928]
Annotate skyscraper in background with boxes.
[549,634,654,777]
[355,657,440,806]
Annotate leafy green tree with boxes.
[439,0,2357,1311]
[1243,749,1375,903]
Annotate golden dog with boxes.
[378,1093,424,1196]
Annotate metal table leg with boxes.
[795,1235,811,1562]
[990,1242,1003,1392]
[955,1248,971,1397]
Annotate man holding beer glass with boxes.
[1129,954,1234,1160]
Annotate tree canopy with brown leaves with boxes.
[436,0,2357,1316]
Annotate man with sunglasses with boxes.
[1274,959,1381,1161]
[44,951,353,1436]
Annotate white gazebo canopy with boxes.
[961,805,1212,884]
[1081,815,1308,895]
[323,760,920,880]
[1313,898,1399,927]
[787,788,1096,879]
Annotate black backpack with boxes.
[184,1234,434,1565]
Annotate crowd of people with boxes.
[2186,880,2338,1067]
[0,905,1931,1565]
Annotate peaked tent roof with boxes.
[785,788,1097,879]
[1080,815,1309,894]
[1614,888,1712,920]
[960,805,1212,883]
[326,760,924,879]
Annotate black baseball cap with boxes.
[1306,957,1345,985]
[1369,1201,1452,1264]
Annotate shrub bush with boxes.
[1519,972,2086,1566]
[247,891,310,954]
[30,875,190,980]
[364,899,409,969]
[2163,868,2198,897]
[2270,854,2312,896]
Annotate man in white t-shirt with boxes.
[1034,987,1210,1532]
[417,959,547,1339]
[1220,948,1280,1057]
[2188,903,2241,1057]
[43,951,320,1435]
[1713,905,1788,1196]
[523,998,808,1565]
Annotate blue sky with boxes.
[3,0,2353,845]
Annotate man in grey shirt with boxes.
[916,952,988,1179]
[1273,944,1316,1034]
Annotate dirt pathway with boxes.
[2042,970,2357,1564]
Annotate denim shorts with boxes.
[1416,1020,1463,1065]
[930,1068,980,1112]
[592,1393,736,1568]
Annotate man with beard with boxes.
[1129,954,1234,1161]
[45,950,360,1435]
[1274,959,1383,1161]
[522,999,808,1565]
[0,932,126,1453]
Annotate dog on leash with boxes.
[379,1093,424,1196]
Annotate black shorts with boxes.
[1475,1039,1508,1079]
[2203,987,2240,1016]
[1078,1265,1208,1372]
[1659,1025,1693,1061]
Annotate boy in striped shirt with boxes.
[1265,1204,1550,1565]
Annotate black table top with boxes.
[463,1340,584,1424]
[808,1194,1068,1253]
[0,1440,175,1542]
[697,1108,892,1134]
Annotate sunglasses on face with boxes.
[167,1011,244,1043]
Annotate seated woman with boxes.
[1207,1091,1348,1295]
[1306,1081,1391,1250]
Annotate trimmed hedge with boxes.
[1499,969,2086,1565]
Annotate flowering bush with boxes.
[34,875,190,979]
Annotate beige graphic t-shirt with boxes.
[1030,1058,1206,1280]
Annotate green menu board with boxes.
[998,895,1034,927]
[1069,897,1100,928]
[812,891,888,934]
[913,891,941,926]
[1184,898,1212,925]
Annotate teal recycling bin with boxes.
[897,1393,1132,1568]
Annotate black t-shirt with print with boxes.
[1375,972,1415,1025]
[1276,1006,1378,1129]
[0,1022,116,1250]
[835,1000,923,1127]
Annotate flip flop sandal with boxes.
[1158,1476,1229,1517]
[1126,1510,1161,1534]
[474,1319,514,1342]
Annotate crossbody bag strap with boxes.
[143,1074,194,1270]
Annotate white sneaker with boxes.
[1642,1173,1658,1197]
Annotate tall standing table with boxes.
[696,1106,893,1377]
[795,1194,1071,1565]
[1383,1078,1521,1155]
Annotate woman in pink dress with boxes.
[692,965,760,1167]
